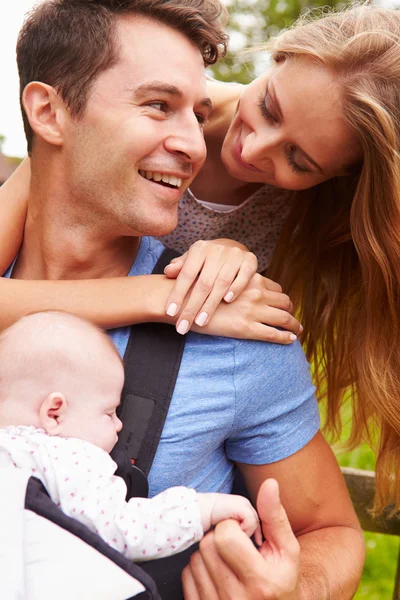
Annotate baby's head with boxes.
[0,311,124,452]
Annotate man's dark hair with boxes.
[17,0,228,152]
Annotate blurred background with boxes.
[1,1,400,597]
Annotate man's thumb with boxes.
[257,479,299,556]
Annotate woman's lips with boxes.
[234,137,261,172]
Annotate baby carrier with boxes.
[3,469,160,600]
[4,249,198,599]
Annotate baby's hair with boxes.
[0,311,122,407]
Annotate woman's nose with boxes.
[241,129,283,164]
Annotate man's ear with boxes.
[39,392,67,435]
[22,82,66,147]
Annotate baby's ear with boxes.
[39,392,67,435]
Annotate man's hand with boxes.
[182,479,300,599]
[197,492,262,545]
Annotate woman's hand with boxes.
[192,272,301,345]
[164,239,258,334]
[164,239,301,343]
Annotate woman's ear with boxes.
[39,392,67,435]
[22,82,66,147]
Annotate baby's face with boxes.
[69,394,123,453]
[58,351,124,453]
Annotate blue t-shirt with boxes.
[5,237,319,497]
[109,237,320,497]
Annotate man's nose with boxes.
[164,116,207,166]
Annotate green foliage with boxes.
[211,0,350,83]
[320,402,399,599]
[354,532,399,600]
[331,400,376,471]
[6,156,23,167]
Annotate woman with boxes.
[1,4,400,512]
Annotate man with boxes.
[11,0,364,598]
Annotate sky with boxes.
[0,0,38,157]
[1,0,399,158]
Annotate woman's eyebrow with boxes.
[270,81,324,174]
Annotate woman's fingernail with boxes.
[166,303,178,317]
[299,325,304,333]
[224,291,234,302]
[177,320,189,335]
[195,312,208,326]
[289,334,297,342]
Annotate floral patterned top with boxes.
[159,184,292,272]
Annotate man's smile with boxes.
[138,170,183,189]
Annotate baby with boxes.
[0,311,260,561]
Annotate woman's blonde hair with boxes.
[267,4,400,513]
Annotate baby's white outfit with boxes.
[0,426,203,561]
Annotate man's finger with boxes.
[182,564,201,600]
[183,537,223,599]
[197,530,245,599]
[257,479,299,559]
[182,556,214,600]
[212,518,265,583]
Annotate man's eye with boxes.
[148,101,168,112]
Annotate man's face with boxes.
[63,16,211,237]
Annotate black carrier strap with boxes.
[25,477,162,600]
[117,248,185,477]
[116,248,196,600]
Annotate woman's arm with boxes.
[0,274,176,331]
[0,161,300,340]
[0,158,30,273]
[0,271,300,344]
[0,164,173,329]
[0,159,172,329]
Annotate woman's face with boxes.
[221,56,362,190]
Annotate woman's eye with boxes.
[195,113,208,126]
[287,145,310,175]
[258,92,278,123]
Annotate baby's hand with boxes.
[197,492,262,546]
